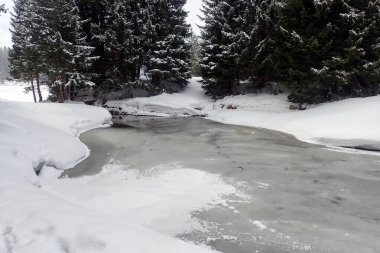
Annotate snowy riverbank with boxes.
[0,80,49,102]
[0,89,245,252]
[107,78,380,150]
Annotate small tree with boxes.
[190,32,202,77]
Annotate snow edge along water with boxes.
[105,78,380,156]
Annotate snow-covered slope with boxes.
[107,78,380,148]
[0,87,243,253]
[0,102,112,179]
[106,79,208,117]
[210,93,380,148]
[0,80,49,102]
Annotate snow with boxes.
[250,220,267,230]
[3,79,380,252]
[106,81,207,117]
[107,78,380,148]
[211,95,380,148]
[0,84,243,252]
[0,80,49,102]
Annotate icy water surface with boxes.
[64,117,380,253]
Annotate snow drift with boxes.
[107,78,380,149]
[0,98,244,252]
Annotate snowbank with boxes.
[107,78,380,148]
[0,89,244,252]
[106,79,207,117]
[0,80,49,102]
[211,95,380,148]
[0,101,112,180]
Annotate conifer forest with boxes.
[8,0,380,103]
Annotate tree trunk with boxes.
[58,82,64,103]
[67,81,72,101]
[36,74,43,102]
[31,78,37,103]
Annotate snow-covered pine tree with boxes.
[277,0,316,102]
[123,0,151,84]
[34,0,94,102]
[102,0,132,88]
[364,0,380,87]
[190,32,202,77]
[77,0,153,94]
[278,0,380,103]
[9,0,39,102]
[77,0,190,97]
[76,0,114,90]
[147,0,191,91]
[199,0,223,97]
[200,0,247,98]
[245,0,283,88]
[338,0,380,97]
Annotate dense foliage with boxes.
[9,0,191,102]
[200,0,380,103]
[8,0,380,104]
[278,0,380,103]
[76,0,191,98]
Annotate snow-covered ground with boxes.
[107,78,380,149]
[0,80,49,102]
[2,79,380,252]
[0,84,244,252]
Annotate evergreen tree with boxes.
[278,0,380,103]
[245,0,283,88]
[9,0,38,102]
[77,0,190,97]
[147,0,191,91]
[33,0,94,102]
[200,0,250,98]
[76,0,114,90]
[190,32,202,76]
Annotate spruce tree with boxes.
[190,32,202,77]
[245,0,283,88]
[9,0,38,102]
[34,0,94,102]
[76,0,114,90]
[200,0,248,98]
[147,0,191,91]
[278,0,380,103]
[76,0,190,97]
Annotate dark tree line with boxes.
[200,0,380,103]
[9,0,191,102]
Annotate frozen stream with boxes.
[64,117,380,253]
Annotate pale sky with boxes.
[0,0,203,47]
